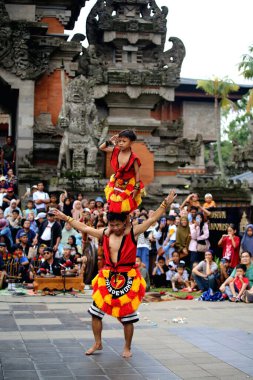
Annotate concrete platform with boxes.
[0,294,252,379]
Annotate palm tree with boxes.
[197,78,239,180]
[239,45,253,112]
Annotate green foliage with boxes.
[197,77,239,179]
[197,77,239,103]
[205,141,233,167]
[224,94,253,147]
[238,45,253,80]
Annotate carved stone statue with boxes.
[57,75,106,176]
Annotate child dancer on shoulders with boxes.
[99,129,144,213]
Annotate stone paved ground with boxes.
[0,293,252,379]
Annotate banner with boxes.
[208,207,252,258]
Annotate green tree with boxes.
[197,78,239,180]
[224,95,252,145]
[224,45,253,149]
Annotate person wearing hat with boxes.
[2,187,20,211]
[38,247,61,276]
[35,212,47,222]
[34,210,62,252]
[0,176,8,191]
[11,233,31,257]
[95,197,104,213]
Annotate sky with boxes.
[68,0,253,85]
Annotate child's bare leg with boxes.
[172,280,178,292]
[122,323,134,358]
[229,282,237,300]
[185,280,192,291]
[190,280,196,289]
[86,316,103,355]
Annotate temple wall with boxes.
[34,70,65,125]
[0,68,34,169]
[183,101,217,142]
[5,4,35,21]
[41,17,64,33]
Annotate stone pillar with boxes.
[0,69,34,173]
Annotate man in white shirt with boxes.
[33,182,50,212]
[34,211,62,253]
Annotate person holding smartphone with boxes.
[218,224,240,269]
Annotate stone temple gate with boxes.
[1,0,242,202]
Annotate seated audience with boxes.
[153,216,168,257]
[192,250,218,292]
[47,193,60,211]
[220,251,253,292]
[16,220,36,246]
[240,224,253,256]
[0,218,13,246]
[7,209,22,240]
[136,256,150,291]
[171,262,191,292]
[165,251,181,282]
[2,187,20,210]
[227,264,249,302]
[71,200,83,221]
[38,247,61,276]
[34,211,62,252]
[152,256,168,288]
[23,200,37,219]
[4,199,22,218]
[219,257,232,284]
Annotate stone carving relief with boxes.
[57,75,108,176]
[0,1,62,80]
[78,0,185,90]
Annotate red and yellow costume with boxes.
[105,146,144,213]
[91,228,146,318]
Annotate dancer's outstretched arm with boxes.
[52,209,104,239]
[134,189,177,237]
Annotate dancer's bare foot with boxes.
[122,347,132,358]
[85,343,103,355]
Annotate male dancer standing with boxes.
[53,190,176,358]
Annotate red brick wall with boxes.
[151,102,182,121]
[35,70,68,125]
[41,17,64,34]
[105,142,154,186]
